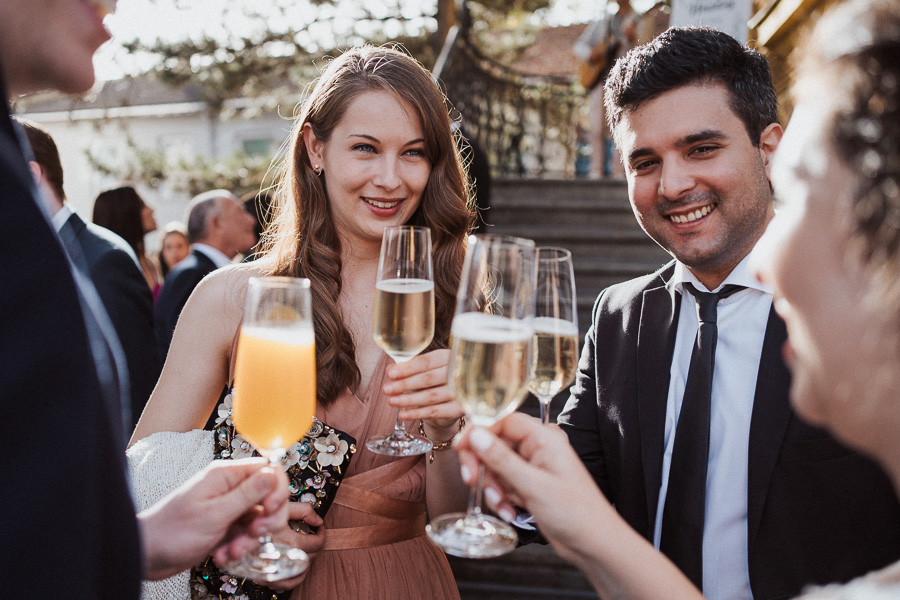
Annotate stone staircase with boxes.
[481,177,671,326]
[447,178,670,599]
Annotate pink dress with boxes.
[292,354,460,599]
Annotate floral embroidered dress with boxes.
[195,353,460,600]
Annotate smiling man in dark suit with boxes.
[20,118,161,430]
[154,188,256,358]
[557,27,900,600]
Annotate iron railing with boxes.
[434,19,586,178]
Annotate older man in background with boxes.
[154,189,256,358]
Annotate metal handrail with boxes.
[434,20,585,178]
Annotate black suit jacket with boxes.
[559,261,900,600]
[154,248,218,359]
[0,102,141,597]
[59,212,161,429]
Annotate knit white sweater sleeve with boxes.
[127,429,215,600]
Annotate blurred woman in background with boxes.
[158,221,191,279]
[93,185,162,298]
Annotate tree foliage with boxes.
[96,0,551,193]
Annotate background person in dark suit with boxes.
[20,118,162,431]
[535,27,900,600]
[0,0,312,596]
[154,188,256,358]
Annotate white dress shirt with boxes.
[653,253,774,600]
[192,242,233,269]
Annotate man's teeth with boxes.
[365,199,397,209]
[670,204,714,224]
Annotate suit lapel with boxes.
[746,306,792,552]
[637,273,681,535]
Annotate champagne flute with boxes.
[426,234,536,558]
[225,276,315,582]
[529,247,579,425]
[366,226,435,456]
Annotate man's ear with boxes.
[27,160,42,186]
[758,123,784,181]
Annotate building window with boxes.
[242,138,271,157]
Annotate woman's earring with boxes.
[313,164,323,176]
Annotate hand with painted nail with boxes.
[454,413,609,554]
[384,349,463,430]
[455,413,701,599]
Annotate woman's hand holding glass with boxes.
[384,348,465,429]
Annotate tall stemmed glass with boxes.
[366,226,435,456]
[427,234,536,558]
[225,276,315,582]
[528,247,579,425]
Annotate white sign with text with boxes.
[670,0,753,42]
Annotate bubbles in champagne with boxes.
[451,313,533,426]
[529,317,580,398]
[373,278,435,363]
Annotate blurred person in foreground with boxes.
[132,45,473,599]
[158,220,191,278]
[154,188,256,358]
[457,0,900,598]
[93,185,163,299]
[20,118,161,430]
[0,0,306,597]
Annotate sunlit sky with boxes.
[93,0,611,81]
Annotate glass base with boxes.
[224,540,310,583]
[426,511,518,558]
[365,431,433,456]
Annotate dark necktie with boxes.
[659,282,745,590]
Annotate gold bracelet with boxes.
[419,417,465,464]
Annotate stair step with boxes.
[450,544,599,600]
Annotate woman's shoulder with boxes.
[196,262,267,297]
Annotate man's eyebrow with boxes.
[627,130,727,164]
[628,147,655,164]
[675,130,727,148]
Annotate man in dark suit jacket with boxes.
[155,188,256,358]
[0,2,298,596]
[20,119,161,430]
[557,27,900,600]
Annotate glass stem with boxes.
[392,410,408,438]
[539,396,551,425]
[466,463,486,519]
[259,451,284,544]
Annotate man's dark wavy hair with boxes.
[604,27,778,147]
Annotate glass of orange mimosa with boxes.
[225,276,315,582]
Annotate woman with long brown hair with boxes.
[92,185,163,298]
[131,46,473,599]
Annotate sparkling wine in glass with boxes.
[426,234,536,558]
[529,247,579,425]
[366,226,435,456]
[225,276,315,582]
